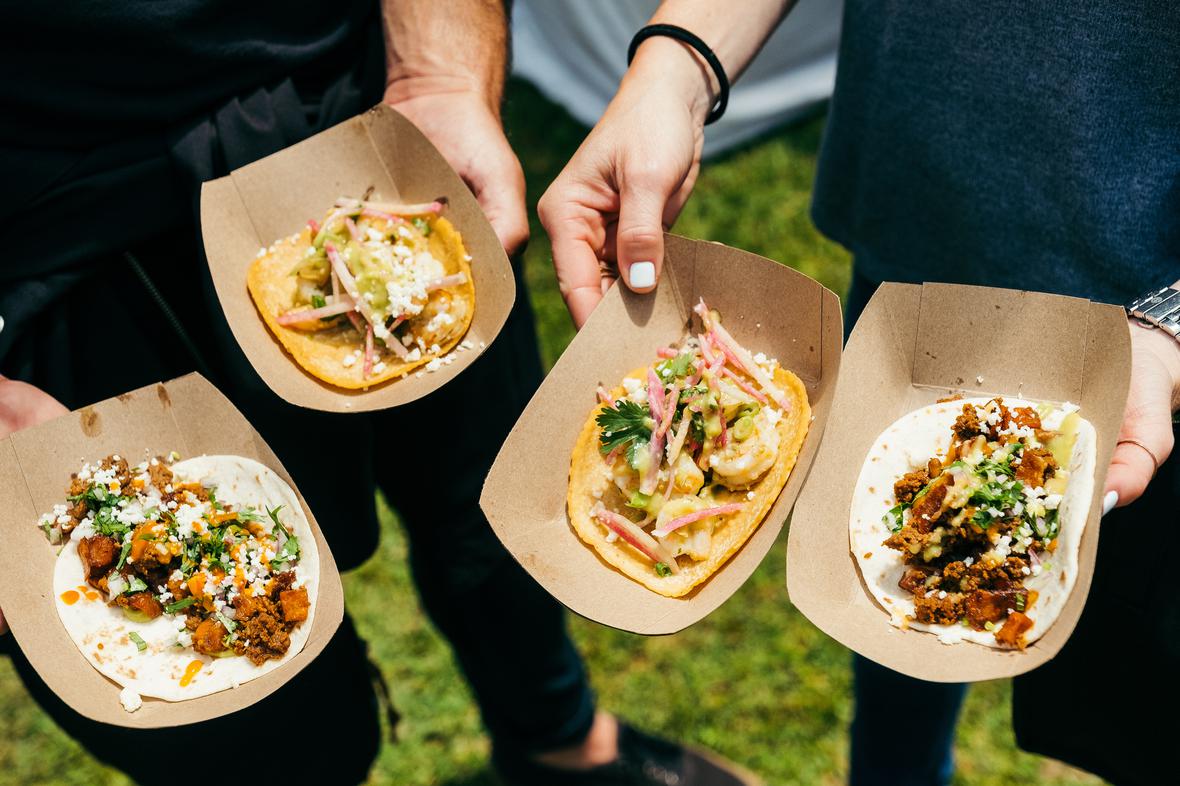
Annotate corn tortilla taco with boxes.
[850,397,1096,649]
[40,454,318,711]
[247,197,476,389]
[567,299,811,597]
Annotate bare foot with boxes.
[532,711,619,771]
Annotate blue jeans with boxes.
[844,270,967,786]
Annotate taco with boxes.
[567,299,811,597]
[247,197,476,389]
[850,397,1096,649]
[39,453,318,711]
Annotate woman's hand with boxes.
[0,376,68,634]
[1104,322,1180,509]
[540,39,714,328]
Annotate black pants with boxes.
[0,219,594,784]
[843,269,1180,786]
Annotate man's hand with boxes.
[0,376,68,634]
[384,83,528,256]
[1104,322,1180,509]
[381,0,526,257]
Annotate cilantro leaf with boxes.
[266,506,300,569]
[883,503,907,533]
[656,352,694,382]
[116,539,132,570]
[164,597,196,614]
[125,576,148,595]
[266,506,290,540]
[597,399,653,455]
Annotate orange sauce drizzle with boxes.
[74,584,100,602]
[60,590,80,605]
[179,660,203,687]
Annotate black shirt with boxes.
[4,0,373,150]
[0,0,382,285]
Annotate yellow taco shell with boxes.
[568,366,811,597]
[246,216,474,390]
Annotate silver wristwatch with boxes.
[1127,285,1180,338]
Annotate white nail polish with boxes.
[1101,490,1118,515]
[0,314,5,334]
[628,261,656,290]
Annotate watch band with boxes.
[1127,285,1180,338]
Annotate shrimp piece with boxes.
[709,409,780,489]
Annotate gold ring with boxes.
[1117,438,1161,476]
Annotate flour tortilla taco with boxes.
[567,299,811,597]
[850,397,1096,649]
[247,196,476,389]
[39,453,318,711]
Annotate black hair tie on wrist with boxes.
[627,24,730,126]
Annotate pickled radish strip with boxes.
[665,416,691,470]
[363,326,375,378]
[719,366,769,405]
[652,503,745,538]
[425,273,468,292]
[360,207,407,225]
[594,507,679,572]
[656,382,681,439]
[276,297,357,325]
[326,243,381,331]
[695,299,789,411]
[364,198,446,216]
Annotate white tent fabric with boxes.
[512,0,843,158]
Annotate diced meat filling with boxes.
[952,407,982,439]
[893,470,929,506]
[995,611,1034,649]
[230,572,307,665]
[116,591,163,620]
[78,535,120,587]
[192,618,229,655]
[884,398,1063,649]
[280,589,310,623]
[908,473,953,532]
[1015,446,1058,488]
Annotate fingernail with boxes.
[628,261,656,290]
[1102,490,1118,516]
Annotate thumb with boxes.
[615,170,678,295]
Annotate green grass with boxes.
[0,79,1102,786]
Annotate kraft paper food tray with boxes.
[787,283,1130,682]
[480,234,842,635]
[201,104,515,412]
[0,373,344,727]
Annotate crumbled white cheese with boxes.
[119,687,142,713]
